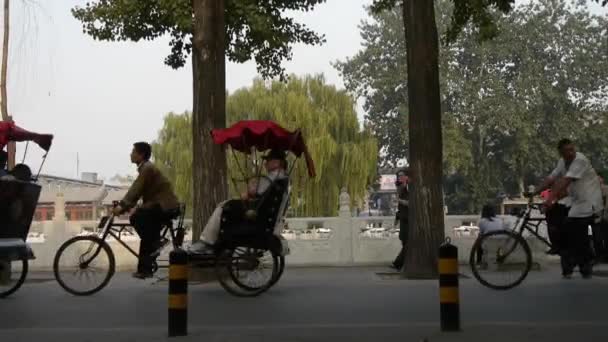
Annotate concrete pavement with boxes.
[1,265,608,341]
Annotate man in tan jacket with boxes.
[113,142,179,279]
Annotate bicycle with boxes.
[469,194,552,290]
[53,203,188,296]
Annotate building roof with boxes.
[37,174,128,204]
[102,188,129,205]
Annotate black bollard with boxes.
[438,238,460,332]
[168,249,188,337]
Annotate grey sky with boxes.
[6,0,372,181]
[3,0,606,182]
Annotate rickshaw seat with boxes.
[0,239,35,261]
[218,177,289,249]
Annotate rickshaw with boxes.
[0,121,53,298]
[52,120,315,297]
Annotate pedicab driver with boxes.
[189,149,289,255]
[112,142,180,279]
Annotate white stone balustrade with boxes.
[23,190,551,270]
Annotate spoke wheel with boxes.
[470,230,532,290]
[54,236,115,296]
[215,247,278,297]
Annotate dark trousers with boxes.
[130,206,166,273]
[392,219,409,270]
[560,217,594,276]
[545,204,569,252]
[591,221,608,261]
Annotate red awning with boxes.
[211,120,315,177]
[0,121,53,151]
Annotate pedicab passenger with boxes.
[189,149,289,255]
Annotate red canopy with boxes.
[211,120,315,177]
[0,121,53,151]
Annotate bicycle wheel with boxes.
[470,230,532,290]
[54,236,115,296]
[215,247,278,297]
[0,259,28,298]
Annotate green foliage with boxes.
[72,0,326,78]
[151,112,193,208]
[339,0,608,214]
[369,0,515,43]
[153,75,378,217]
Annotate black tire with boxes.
[270,255,285,287]
[215,247,278,297]
[54,236,115,296]
[0,259,28,298]
[470,230,532,290]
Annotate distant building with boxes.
[34,173,129,221]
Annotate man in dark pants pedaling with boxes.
[534,139,603,279]
[112,142,180,279]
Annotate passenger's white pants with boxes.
[200,200,228,244]
[200,200,285,244]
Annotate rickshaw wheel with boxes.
[0,258,28,298]
[270,255,285,287]
[215,246,279,297]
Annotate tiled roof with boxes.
[37,175,129,204]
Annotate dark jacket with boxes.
[121,161,179,211]
[396,184,409,221]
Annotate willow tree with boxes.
[154,75,378,217]
[152,112,193,210]
[227,75,378,217]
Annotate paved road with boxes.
[1,265,608,341]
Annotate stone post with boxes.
[334,188,355,265]
[38,193,72,270]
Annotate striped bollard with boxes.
[438,238,460,332]
[168,249,188,337]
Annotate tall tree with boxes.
[344,0,607,216]
[71,0,326,238]
[191,0,227,239]
[367,0,514,278]
[153,75,378,218]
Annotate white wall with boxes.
[23,212,550,271]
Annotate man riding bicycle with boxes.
[112,142,179,279]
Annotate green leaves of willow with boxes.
[153,75,377,217]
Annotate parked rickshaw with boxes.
[0,122,53,298]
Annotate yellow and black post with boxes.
[438,238,460,332]
[168,248,188,337]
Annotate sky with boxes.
[4,0,372,181]
[2,0,607,182]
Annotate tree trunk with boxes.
[401,0,445,279]
[191,0,227,240]
[1,0,8,122]
[1,0,14,169]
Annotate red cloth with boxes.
[540,189,551,200]
[0,122,53,151]
[211,120,315,177]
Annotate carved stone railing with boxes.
[25,190,552,270]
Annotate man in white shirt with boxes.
[189,149,289,255]
[536,139,602,278]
